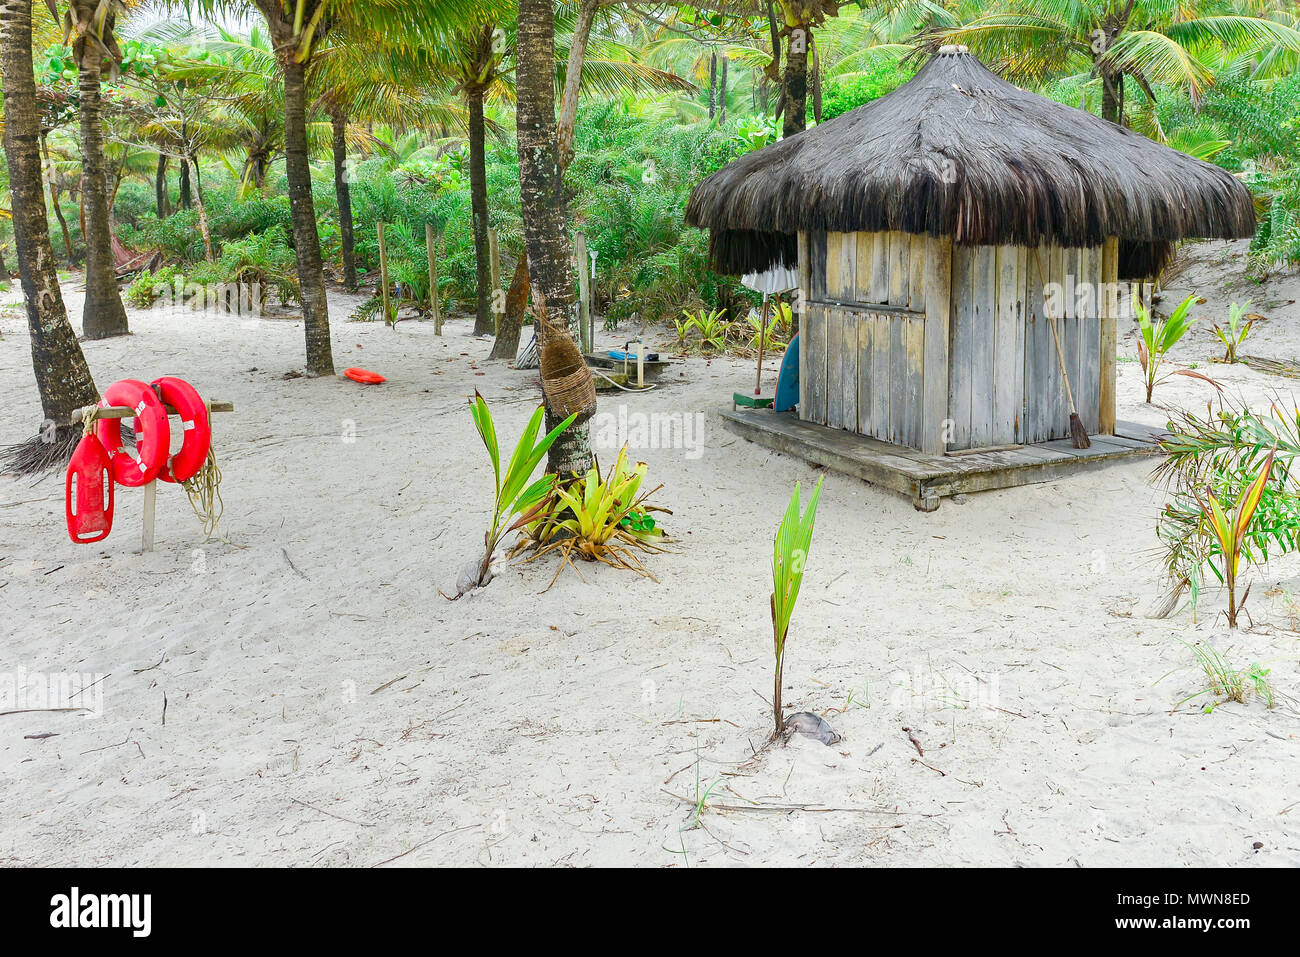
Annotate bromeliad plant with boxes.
[1192,450,1276,629]
[1212,300,1255,363]
[512,446,669,588]
[679,308,729,352]
[770,476,824,738]
[746,310,786,352]
[450,393,576,597]
[1135,293,1218,402]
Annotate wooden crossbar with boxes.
[69,400,235,424]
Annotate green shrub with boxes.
[188,228,300,306]
[125,265,182,308]
[822,60,915,121]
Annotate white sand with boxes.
[1,258,1297,867]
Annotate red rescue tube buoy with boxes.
[94,378,170,487]
[151,376,211,484]
[344,367,386,384]
[65,432,114,544]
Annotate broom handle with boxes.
[1048,311,1079,414]
[1033,250,1080,415]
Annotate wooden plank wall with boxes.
[803,230,927,444]
[800,228,1108,451]
[943,241,1105,449]
[921,235,952,453]
[1099,237,1119,434]
[1018,243,1104,445]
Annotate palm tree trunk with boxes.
[719,55,728,123]
[179,125,192,209]
[556,0,600,172]
[186,152,214,261]
[41,131,75,266]
[781,24,809,137]
[282,55,335,376]
[77,45,129,340]
[709,51,717,119]
[331,105,358,291]
[1101,67,1123,125]
[809,35,819,123]
[489,257,529,361]
[517,0,594,476]
[155,152,169,217]
[468,85,494,336]
[0,0,98,436]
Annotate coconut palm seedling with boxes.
[1134,293,1218,402]
[770,476,824,738]
[512,446,670,588]
[1212,301,1255,364]
[447,393,576,597]
[1193,450,1275,629]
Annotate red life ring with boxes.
[95,379,171,487]
[151,376,211,484]
[344,367,386,384]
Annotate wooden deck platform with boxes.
[719,408,1164,510]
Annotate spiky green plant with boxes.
[770,476,824,737]
[511,447,669,588]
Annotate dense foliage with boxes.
[7,1,1299,329]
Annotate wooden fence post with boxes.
[575,232,591,354]
[378,221,392,326]
[426,222,442,335]
[488,227,501,334]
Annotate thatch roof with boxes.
[685,46,1255,278]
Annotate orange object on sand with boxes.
[344,368,386,384]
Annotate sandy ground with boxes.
[1,256,1298,868]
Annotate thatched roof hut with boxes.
[686,47,1256,462]
[686,46,1255,279]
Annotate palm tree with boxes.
[242,0,338,374]
[1,0,99,470]
[189,25,285,195]
[517,0,594,475]
[336,20,501,330]
[928,0,1300,125]
[773,0,845,136]
[60,0,131,338]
